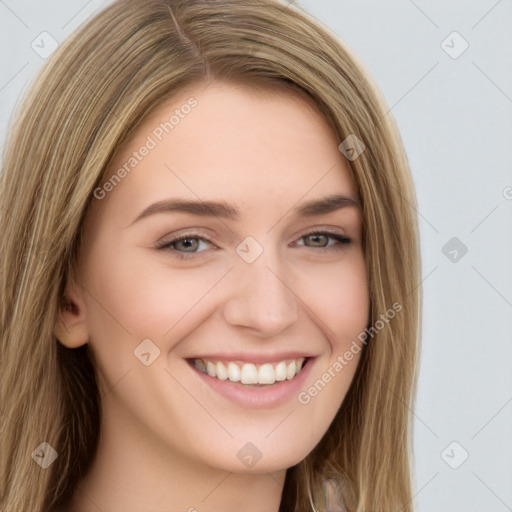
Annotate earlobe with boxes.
[54,286,89,348]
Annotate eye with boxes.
[296,230,352,250]
[156,229,352,261]
[156,234,214,260]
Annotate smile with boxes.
[192,357,307,386]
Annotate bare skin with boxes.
[54,80,368,512]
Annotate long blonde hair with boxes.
[0,1,421,511]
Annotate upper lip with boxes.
[187,352,315,364]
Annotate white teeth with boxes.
[258,363,276,385]
[275,361,287,381]
[286,360,296,380]
[227,362,241,382]
[194,357,307,385]
[240,363,258,384]
[216,361,228,381]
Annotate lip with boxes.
[187,356,316,409]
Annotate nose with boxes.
[221,248,299,338]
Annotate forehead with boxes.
[93,80,358,221]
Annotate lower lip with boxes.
[189,358,315,409]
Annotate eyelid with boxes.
[156,228,214,244]
[156,226,349,246]
[156,230,216,250]
[297,226,349,240]
[290,224,351,241]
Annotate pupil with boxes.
[176,238,198,252]
[308,234,327,247]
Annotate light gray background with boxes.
[1,1,511,511]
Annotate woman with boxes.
[0,1,421,511]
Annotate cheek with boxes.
[300,250,369,341]
[88,243,186,327]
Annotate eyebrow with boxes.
[128,194,360,226]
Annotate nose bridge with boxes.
[221,238,299,335]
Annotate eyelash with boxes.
[156,229,352,261]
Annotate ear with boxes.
[54,278,89,348]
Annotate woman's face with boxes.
[69,80,369,475]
